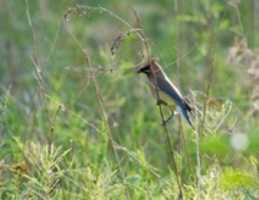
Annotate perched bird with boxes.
[135,59,193,127]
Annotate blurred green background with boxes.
[0,0,258,199]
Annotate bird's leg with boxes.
[156,99,173,125]
[161,103,177,126]
[162,112,175,126]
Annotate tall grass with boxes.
[0,0,258,199]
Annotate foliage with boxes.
[0,0,258,199]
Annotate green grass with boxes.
[0,0,259,199]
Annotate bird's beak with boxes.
[122,65,143,75]
[135,65,142,73]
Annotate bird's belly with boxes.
[159,91,174,104]
[148,84,176,109]
[157,91,177,111]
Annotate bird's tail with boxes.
[177,102,193,128]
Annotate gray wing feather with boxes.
[156,77,193,127]
[156,77,184,106]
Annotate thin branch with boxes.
[196,14,216,197]
[72,4,151,60]
[151,64,184,200]
[157,104,184,200]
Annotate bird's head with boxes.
[134,58,161,76]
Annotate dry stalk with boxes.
[158,104,184,200]
[150,64,184,200]
[25,0,57,143]
[196,15,216,197]
[25,0,47,99]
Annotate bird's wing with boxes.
[156,76,185,107]
[156,76,193,127]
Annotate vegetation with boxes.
[0,0,258,199]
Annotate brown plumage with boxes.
[136,59,193,127]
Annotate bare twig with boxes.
[25,0,47,98]
[110,28,143,55]
[25,0,57,143]
[158,104,184,200]
[67,5,151,60]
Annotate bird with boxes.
[135,58,193,127]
